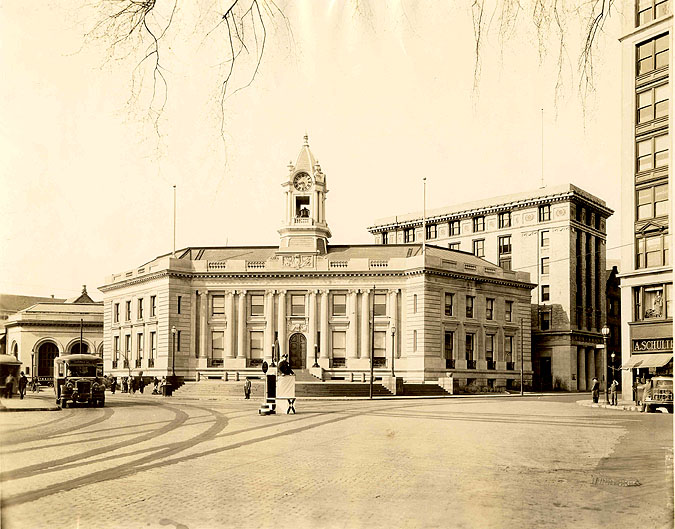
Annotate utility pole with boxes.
[520,318,524,396]
[369,285,375,399]
[172,185,177,258]
[422,177,427,255]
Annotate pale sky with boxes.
[0,1,624,301]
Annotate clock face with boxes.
[293,172,313,191]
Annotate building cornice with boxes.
[367,191,614,233]
[4,320,103,329]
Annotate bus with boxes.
[54,354,106,408]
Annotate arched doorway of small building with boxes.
[37,342,59,379]
[288,333,306,370]
[69,342,89,354]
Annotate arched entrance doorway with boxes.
[37,342,59,379]
[288,333,306,370]
[70,342,89,354]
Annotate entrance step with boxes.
[292,369,319,382]
[172,380,394,398]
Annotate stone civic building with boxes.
[3,287,103,380]
[368,184,614,391]
[100,138,534,389]
[618,1,673,389]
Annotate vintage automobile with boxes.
[642,376,673,413]
[54,354,106,408]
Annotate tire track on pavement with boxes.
[0,403,188,481]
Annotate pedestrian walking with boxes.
[610,379,619,406]
[122,377,128,393]
[139,376,145,394]
[4,373,15,398]
[153,377,160,395]
[18,372,28,399]
[130,376,137,394]
[31,376,40,393]
[110,376,117,394]
[244,378,251,399]
[591,377,599,403]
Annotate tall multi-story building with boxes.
[99,138,535,389]
[619,0,673,392]
[368,184,613,391]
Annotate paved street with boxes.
[1,393,672,529]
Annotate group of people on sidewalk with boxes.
[3,372,28,399]
[108,375,166,395]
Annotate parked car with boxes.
[642,376,673,413]
[54,354,106,408]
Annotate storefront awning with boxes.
[621,353,673,369]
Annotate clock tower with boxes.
[278,135,331,255]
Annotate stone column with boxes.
[577,346,586,391]
[264,290,274,362]
[348,290,358,359]
[308,290,318,365]
[225,291,235,358]
[237,290,247,359]
[389,289,399,358]
[360,289,371,360]
[277,290,286,359]
[320,290,329,359]
[587,347,595,387]
[199,291,208,359]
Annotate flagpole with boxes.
[172,185,177,258]
[422,177,427,255]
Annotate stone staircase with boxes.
[400,383,452,397]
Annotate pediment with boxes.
[636,220,667,234]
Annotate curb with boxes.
[576,399,641,412]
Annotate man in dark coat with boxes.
[18,372,28,399]
[278,354,294,376]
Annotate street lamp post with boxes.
[390,327,396,377]
[611,352,616,384]
[171,326,177,382]
[601,325,610,404]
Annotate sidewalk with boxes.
[577,398,642,412]
[0,392,60,412]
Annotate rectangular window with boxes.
[212,295,225,317]
[126,301,131,321]
[541,257,550,274]
[212,331,224,360]
[404,228,415,243]
[637,233,669,268]
[473,239,485,258]
[465,333,474,361]
[473,216,485,232]
[137,332,143,359]
[444,331,454,360]
[449,242,460,251]
[444,293,454,316]
[413,294,418,313]
[332,293,347,316]
[539,205,551,222]
[485,335,494,360]
[426,224,437,240]
[450,220,461,236]
[505,301,513,322]
[114,303,119,323]
[332,331,346,359]
[466,296,475,318]
[541,230,550,248]
[486,298,494,320]
[177,296,182,314]
[150,295,156,317]
[498,211,511,228]
[668,283,673,318]
[373,331,386,359]
[250,331,264,359]
[250,294,264,316]
[125,334,131,355]
[541,285,550,302]
[637,83,670,124]
[637,133,670,172]
[499,257,512,271]
[637,34,669,76]
[541,311,551,330]
[637,0,671,26]
[413,330,418,352]
[505,336,513,362]
[382,232,388,245]
[138,299,143,320]
[177,330,181,352]
[291,294,305,316]
[150,332,156,359]
[114,336,120,360]
[634,283,671,320]
[637,183,669,220]
[498,235,512,255]
[373,293,387,316]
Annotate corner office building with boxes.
[100,138,534,389]
[368,184,614,392]
[619,0,673,387]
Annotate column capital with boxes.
[360,288,371,295]
[277,289,287,296]
[265,289,275,296]
[388,288,400,295]
[348,289,359,295]
[320,289,330,295]
[236,289,247,296]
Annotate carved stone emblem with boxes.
[288,321,308,333]
[282,254,314,269]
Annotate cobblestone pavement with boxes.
[0,393,672,529]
